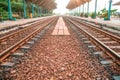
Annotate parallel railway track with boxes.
[0,17,53,38]
[0,17,54,53]
[0,16,58,63]
[64,16,120,65]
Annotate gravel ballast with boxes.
[9,20,109,80]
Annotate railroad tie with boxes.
[10,52,25,64]
[96,35,104,38]
[0,62,15,78]
[102,41,117,44]
[0,62,15,68]
[113,76,120,80]
[11,52,24,58]
[38,33,44,36]
[93,51,103,56]
[77,32,82,35]
[109,46,120,49]
[35,35,41,38]
[87,45,96,53]
[40,30,46,34]
[79,35,85,38]
[98,38,110,40]
[88,45,96,48]
[27,41,35,45]
[37,33,44,38]
[84,41,91,44]
[100,60,113,65]
[31,38,38,41]
[82,38,88,40]
[20,45,31,53]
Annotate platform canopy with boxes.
[113,1,120,5]
[26,0,57,10]
[66,0,91,10]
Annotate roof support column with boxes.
[37,6,39,17]
[79,6,81,13]
[79,6,81,16]
[23,0,26,18]
[8,0,12,20]
[94,0,97,18]
[87,2,89,15]
[32,4,34,18]
[40,7,42,16]
[108,0,112,20]
[83,4,84,14]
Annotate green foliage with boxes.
[80,13,84,17]
[0,7,8,20]
[84,13,88,18]
[0,0,24,19]
[11,2,23,12]
[0,0,43,20]
[90,12,95,19]
[0,1,8,11]
[98,8,117,18]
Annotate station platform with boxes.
[73,16,120,31]
[0,16,52,31]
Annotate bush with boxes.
[90,12,95,19]
[0,7,9,20]
[80,13,84,17]
[84,13,88,18]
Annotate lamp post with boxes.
[108,0,112,20]
[8,0,12,20]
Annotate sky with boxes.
[53,0,120,14]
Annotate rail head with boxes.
[69,17,120,43]
[0,18,57,63]
[67,18,120,61]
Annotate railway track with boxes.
[63,16,120,78]
[0,16,58,63]
[0,17,54,53]
[0,17,54,38]
[65,16,120,63]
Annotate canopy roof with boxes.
[66,0,91,10]
[26,0,56,10]
[113,1,120,6]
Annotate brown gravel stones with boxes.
[9,20,109,80]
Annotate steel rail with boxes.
[65,17,120,62]
[0,18,53,43]
[69,17,120,43]
[0,17,57,62]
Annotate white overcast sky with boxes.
[53,0,120,14]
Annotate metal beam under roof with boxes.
[66,0,91,10]
[113,1,120,5]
